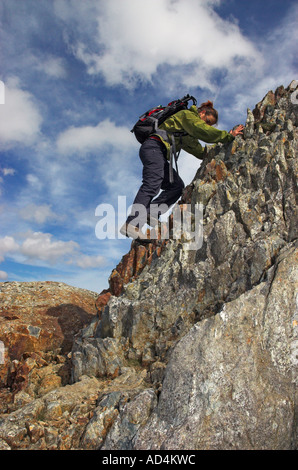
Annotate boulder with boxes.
[0,282,98,410]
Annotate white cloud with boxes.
[74,254,105,269]
[259,5,298,92]
[0,167,16,196]
[0,236,19,262]
[216,3,298,127]
[20,232,79,263]
[26,174,43,192]
[0,271,8,280]
[19,204,59,225]
[1,168,15,176]
[53,268,109,294]
[55,117,141,206]
[0,78,43,148]
[36,56,67,78]
[56,118,137,155]
[0,233,78,265]
[8,51,67,80]
[0,232,107,272]
[64,0,260,90]
[0,80,4,104]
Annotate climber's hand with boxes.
[230,124,244,137]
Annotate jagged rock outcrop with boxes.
[0,82,297,450]
[73,82,297,373]
[72,81,298,449]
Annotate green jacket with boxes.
[155,105,234,159]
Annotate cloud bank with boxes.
[56,0,260,92]
[56,119,136,156]
[0,233,105,269]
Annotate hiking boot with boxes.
[120,223,151,241]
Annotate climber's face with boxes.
[199,110,217,126]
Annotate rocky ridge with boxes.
[0,82,297,450]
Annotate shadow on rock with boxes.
[46,304,96,354]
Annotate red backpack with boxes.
[131,94,197,144]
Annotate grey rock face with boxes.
[71,83,298,449]
[69,83,298,449]
[133,242,298,450]
[73,85,297,357]
[1,83,297,450]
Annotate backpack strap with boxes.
[169,134,178,184]
[155,130,188,183]
[169,132,188,183]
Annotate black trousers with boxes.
[126,138,184,228]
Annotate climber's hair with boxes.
[197,100,218,124]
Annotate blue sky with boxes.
[0,0,297,293]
